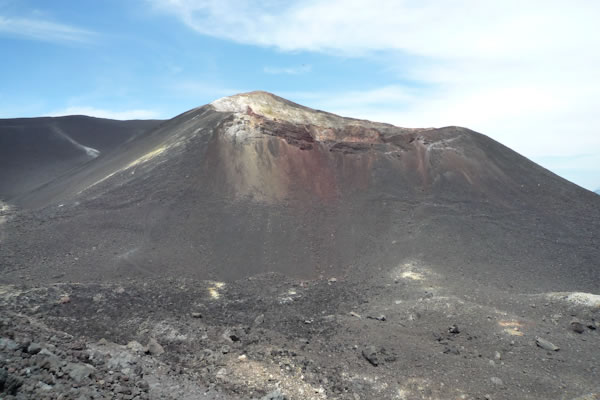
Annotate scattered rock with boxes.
[443,345,460,355]
[2,372,23,395]
[26,342,42,355]
[145,338,164,356]
[136,380,150,392]
[536,337,559,351]
[92,293,103,302]
[58,295,71,304]
[65,362,95,383]
[114,384,132,394]
[191,312,202,318]
[570,320,585,334]
[126,341,145,353]
[350,311,362,318]
[261,389,286,400]
[362,346,379,366]
[490,377,503,386]
[367,314,386,321]
[0,338,19,351]
[253,314,265,326]
[448,325,460,334]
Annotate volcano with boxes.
[3,91,598,290]
[1,92,599,400]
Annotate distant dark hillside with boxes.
[0,115,161,200]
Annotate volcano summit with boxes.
[0,92,599,399]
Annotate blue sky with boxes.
[1,0,599,191]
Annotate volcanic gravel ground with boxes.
[1,271,599,399]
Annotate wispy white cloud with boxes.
[47,107,160,120]
[148,0,600,58]
[264,64,311,75]
[150,0,600,189]
[0,15,95,43]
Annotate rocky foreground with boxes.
[1,269,599,400]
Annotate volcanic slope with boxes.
[1,92,600,400]
[0,115,160,200]
[2,91,599,292]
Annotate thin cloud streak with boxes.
[264,64,312,75]
[0,15,95,43]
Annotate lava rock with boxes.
[536,337,559,351]
[26,342,42,355]
[1,371,23,395]
[490,377,503,386]
[145,338,164,356]
[0,338,19,351]
[570,320,585,334]
[65,362,95,383]
[443,345,460,355]
[126,340,145,353]
[261,389,287,400]
[362,346,379,366]
[0,368,6,388]
[448,325,460,334]
[253,314,265,326]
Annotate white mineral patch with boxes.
[211,91,344,128]
[547,292,600,308]
[400,271,425,281]
[392,260,433,282]
[207,281,225,300]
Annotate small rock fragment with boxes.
[65,362,95,383]
[570,320,585,334]
[58,295,71,304]
[362,346,379,366]
[536,337,559,351]
[3,373,23,395]
[253,314,265,326]
[490,377,503,386]
[443,346,460,355]
[26,342,42,355]
[191,312,202,318]
[262,390,286,400]
[145,338,164,355]
[448,325,460,334]
[126,341,145,353]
